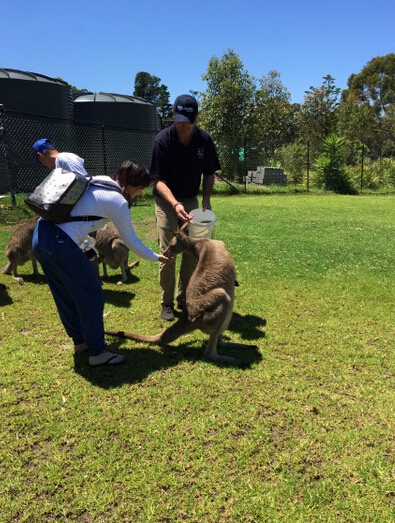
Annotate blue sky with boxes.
[2,0,394,104]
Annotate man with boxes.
[32,138,98,272]
[150,94,221,321]
[32,138,88,176]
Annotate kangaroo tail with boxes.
[105,329,161,344]
[0,263,12,274]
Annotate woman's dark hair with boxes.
[115,159,151,205]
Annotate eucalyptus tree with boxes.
[199,49,255,179]
[346,54,395,117]
[253,70,297,161]
[341,54,395,157]
[336,99,376,162]
[299,75,341,159]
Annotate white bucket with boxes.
[188,208,217,239]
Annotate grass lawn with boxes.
[1,193,395,522]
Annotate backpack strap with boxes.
[88,179,122,193]
[68,178,122,222]
[68,215,105,222]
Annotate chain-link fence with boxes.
[2,108,381,197]
[0,107,158,195]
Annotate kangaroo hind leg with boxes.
[218,337,258,350]
[204,331,248,367]
[159,317,195,345]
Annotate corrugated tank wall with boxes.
[74,92,160,172]
[0,68,76,193]
[0,68,74,118]
[73,92,159,130]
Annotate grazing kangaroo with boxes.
[0,215,40,285]
[106,223,257,366]
[95,226,139,285]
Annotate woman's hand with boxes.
[158,254,172,264]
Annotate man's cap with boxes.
[32,138,56,163]
[173,95,198,124]
[32,138,56,155]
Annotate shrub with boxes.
[346,157,395,190]
[274,142,307,184]
[314,134,357,194]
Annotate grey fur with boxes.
[95,227,138,285]
[0,215,39,285]
[106,223,256,366]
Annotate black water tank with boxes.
[0,68,75,194]
[73,92,159,130]
[0,68,73,117]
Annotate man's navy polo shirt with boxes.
[150,124,221,200]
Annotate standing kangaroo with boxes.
[0,215,40,285]
[105,223,256,366]
[95,226,139,285]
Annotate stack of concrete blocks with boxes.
[245,166,287,186]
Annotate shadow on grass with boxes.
[74,334,262,389]
[16,271,141,288]
[228,311,267,342]
[0,284,12,306]
[99,272,140,286]
[103,288,136,308]
[17,272,138,308]
[16,273,48,285]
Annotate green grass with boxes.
[1,193,395,522]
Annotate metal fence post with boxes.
[0,105,16,206]
[306,140,310,192]
[360,144,365,194]
[101,124,107,176]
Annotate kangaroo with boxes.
[0,215,40,285]
[95,226,139,285]
[105,223,257,366]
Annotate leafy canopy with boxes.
[133,72,172,119]
[346,54,395,116]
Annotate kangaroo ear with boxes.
[179,221,189,233]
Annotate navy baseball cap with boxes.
[173,95,198,124]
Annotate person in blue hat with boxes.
[32,138,100,265]
[149,94,221,321]
[32,138,88,176]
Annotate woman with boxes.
[32,159,171,367]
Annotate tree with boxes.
[342,54,395,157]
[299,75,341,159]
[336,99,376,162]
[253,70,297,160]
[346,54,395,117]
[199,49,255,180]
[56,78,89,96]
[275,142,307,184]
[336,99,375,143]
[133,72,172,119]
[70,86,89,96]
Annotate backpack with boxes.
[25,168,121,224]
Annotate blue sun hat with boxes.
[32,138,56,162]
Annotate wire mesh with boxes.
[0,108,157,194]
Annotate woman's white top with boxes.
[56,176,159,262]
